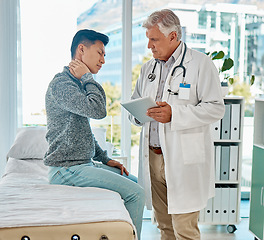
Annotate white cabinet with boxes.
[199,96,244,233]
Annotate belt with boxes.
[149,146,162,155]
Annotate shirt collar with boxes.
[155,41,183,65]
[171,41,183,63]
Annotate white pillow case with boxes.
[91,127,107,150]
[7,126,114,160]
[7,127,48,159]
[91,127,114,158]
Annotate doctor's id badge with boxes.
[178,83,191,100]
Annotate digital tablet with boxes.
[121,96,158,123]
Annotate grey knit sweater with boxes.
[44,66,110,167]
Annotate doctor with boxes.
[129,9,225,240]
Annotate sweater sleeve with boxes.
[92,138,111,164]
[51,72,107,119]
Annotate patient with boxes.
[44,29,144,239]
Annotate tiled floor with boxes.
[142,218,253,240]
[141,200,255,240]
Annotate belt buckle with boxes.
[149,146,160,149]
[149,146,162,154]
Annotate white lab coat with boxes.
[129,45,225,214]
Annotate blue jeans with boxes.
[48,162,145,239]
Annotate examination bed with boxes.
[0,127,136,240]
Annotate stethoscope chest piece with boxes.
[148,73,156,82]
[148,60,158,82]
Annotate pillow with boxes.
[3,158,49,177]
[105,142,114,158]
[7,127,48,159]
[91,127,107,151]
[91,127,114,158]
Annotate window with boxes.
[20,0,264,187]
[21,0,126,165]
[21,0,80,126]
[210,12,216,28]
[198,10,207,29]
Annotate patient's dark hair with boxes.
[70,29,109,59]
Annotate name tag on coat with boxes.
[178,83,191,100]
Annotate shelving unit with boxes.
[199,96,244,233]
[249,98,264,240]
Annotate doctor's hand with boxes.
[107,159,129,176]
[147,101,172,123]
[69,59,90,80]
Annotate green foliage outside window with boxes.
[229,76,255,116]
[102,53,152,148]
[101,81,122,146]
[130,53,153,146]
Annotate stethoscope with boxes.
[147,42,187,95]
[148,61,158,82]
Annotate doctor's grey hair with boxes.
[142,9,182,40]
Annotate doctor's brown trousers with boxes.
[148,149,200,240]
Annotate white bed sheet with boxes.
[0,158,134,230]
